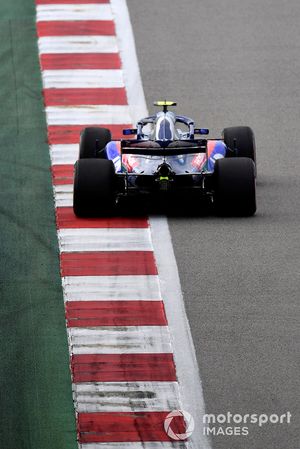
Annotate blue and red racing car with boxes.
[73,101,256,216]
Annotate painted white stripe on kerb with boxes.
[36,4,113,21]
[73,381,180,412]
[58,228,153,252]
[45,105,131,125]
[38,36,118,55]
[50,145,78,165]
[80,443,187,449]
[63,275,161,301]
[54,184,73,208]
[42,69,123,88]
[150,217,210,447]
[68,326,172,354]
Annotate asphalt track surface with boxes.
[127,1,300,448]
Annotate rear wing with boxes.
[121,142,207,157]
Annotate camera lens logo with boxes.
[164,410,195,440]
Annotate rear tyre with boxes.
[223,126,256,165]
[79,127,111,159]
[73,159,116,217]
[214,157,256,216]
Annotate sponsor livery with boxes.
[105,140,226,174]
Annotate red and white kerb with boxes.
[35,0,188,447]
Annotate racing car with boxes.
[73,101,256,216]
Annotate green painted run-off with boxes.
[0,1,77,448]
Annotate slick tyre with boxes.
[79,127,111,159]
[223,126,256,165]
[73,159,116,217]
[214,157,256,216]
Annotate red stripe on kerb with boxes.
[52,165,73,185]
[37,21,115,37]
[44,88,127,106]
[72,353,177,382]
[36,0,108,4]
[60,251,157,276]
[40,53,121,70]
[48,125,128,144]
[78,411,186,443]
[56,207,149,229]
[66,300,167,327]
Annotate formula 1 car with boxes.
[73,101,256,216]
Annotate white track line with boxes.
[45,105,131,125]
[63,275,161,301]
[110,0,147,125]
[68,326,172,354]
[50,145,78,165]
[150,218,210,446]
[111,0,211,448]
[58,228,153,252]
[73,381,180,412]
[38,36,118,54]
[42,69,123,88]
[36,4,113,21]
